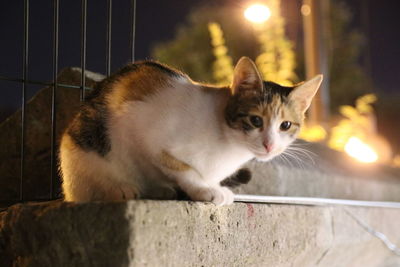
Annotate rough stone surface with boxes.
[1,200,400,266]
[0,69,104,202]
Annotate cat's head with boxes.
[225,57,322,161]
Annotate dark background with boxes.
[0,0,399,119]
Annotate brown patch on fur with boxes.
[61,134,78,151]
[263,94,282,116]
[280,105,285,118]
[107,63,187,111]
[160,150,192,172]
[279,104,303,136]
[282,103,303,124]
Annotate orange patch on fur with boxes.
[61,134,78,151]
[160,150,192,172]
[108,65,178,111]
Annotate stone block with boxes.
[1,200,400,266]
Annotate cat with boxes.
[59,57,322,206]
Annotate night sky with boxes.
[0,0,399,116]
[351,0,400,94]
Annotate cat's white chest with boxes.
[177,140,253,184]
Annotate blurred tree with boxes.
[208,22,234,85]
[255,0,297,86]
[151,4,259,83]
[152,1,373,111]
[151,13,214,83]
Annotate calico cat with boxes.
[59,57,322,206]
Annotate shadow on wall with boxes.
[0,68,102,203]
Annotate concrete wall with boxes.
[1,200,400,266]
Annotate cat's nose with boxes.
[263,141,274,153]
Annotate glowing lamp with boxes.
[244,4,271,24]
[344,137,378,163]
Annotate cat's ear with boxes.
[231,57,263,95]
[289,75,323,113]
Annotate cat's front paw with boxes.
[192,186,234,206]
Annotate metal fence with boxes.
[0,0,137,204]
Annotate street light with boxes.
[244,3,271,24]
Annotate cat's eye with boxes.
[280,121,292,131]
[249,115,263,128]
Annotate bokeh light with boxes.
[244,4,271,24]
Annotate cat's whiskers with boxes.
[281,144,316,170]
[289,143,317,156]
[286,146,316,165]
[281,150,307,169]
[276,153,294,168]
[288,150,315,166]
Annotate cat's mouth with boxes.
[253,151,274,161]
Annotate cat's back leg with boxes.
[59,134,139,202]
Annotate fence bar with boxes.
[0,76,50,86]
[50,0,59,199]
[0,76,93,90]
[106,0,112,76]
[20,0,29,201]
[80,0,87,101]
[130,0,136,62]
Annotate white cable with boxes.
[234,194,400,209]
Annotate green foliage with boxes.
[152,11,214,82]
[208,22,234,85]
[151,5,259,83]
[255,0,297,85]
[151,0,373,113]
[152,2,296,85]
